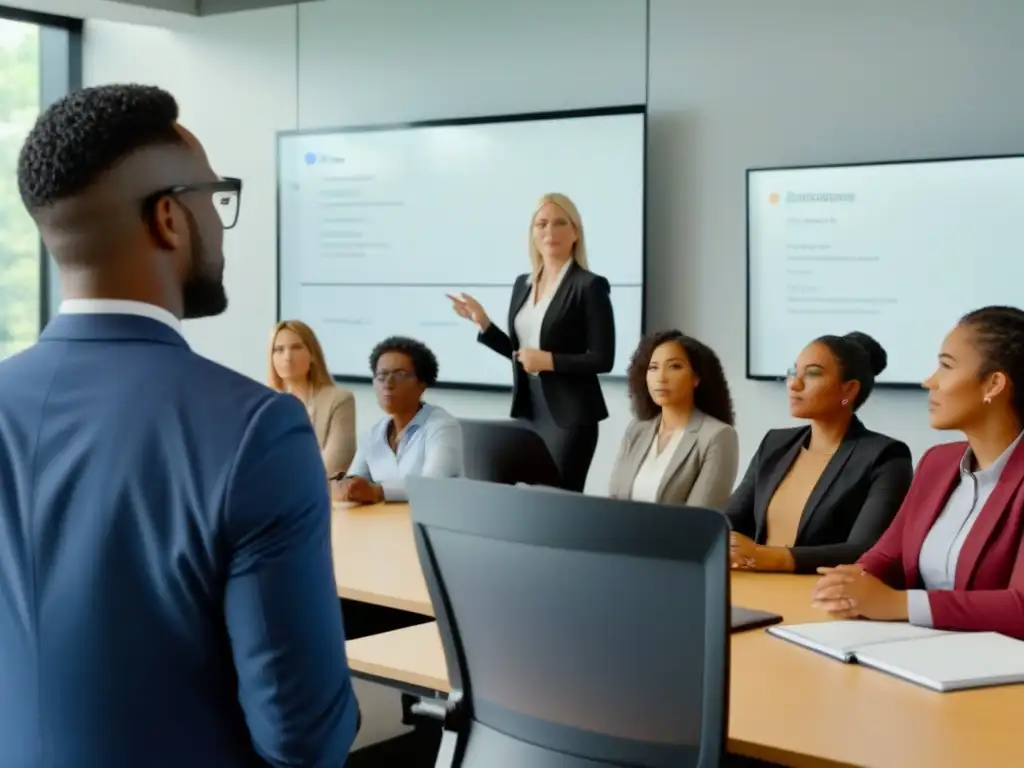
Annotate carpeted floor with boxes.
[345,730,784,767]
[347,729,442,767]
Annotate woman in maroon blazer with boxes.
[812,306,1024,639]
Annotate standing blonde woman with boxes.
[448,193,616,492]
[269,320,356,479]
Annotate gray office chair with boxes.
[406,477,730,768]
[458,418,562,487]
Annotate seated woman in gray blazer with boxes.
[725,332,913,574]
[609,330,739,509]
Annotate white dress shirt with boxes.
[346,403,463,502]
[907,431,1024,627]
[59,299,183,337]
[629,429,685,503]
[513,260,572,353]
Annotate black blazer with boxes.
[723,417,913,573]
[478,260,615,428]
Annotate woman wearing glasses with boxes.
[334,336,463,504]
[724,332,913,573]
[448,193,615,492]
[268,319,356,480]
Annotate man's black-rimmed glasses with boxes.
[145,176,243,229]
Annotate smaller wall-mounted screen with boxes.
[747,156,1024,385]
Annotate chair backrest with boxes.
[407,477,730,768]
[458,418,561,487]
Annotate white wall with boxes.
[646,0,1024,465]
[85,7,296,376]
[82,0,1024,486]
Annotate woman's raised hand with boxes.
[447,292,491,332]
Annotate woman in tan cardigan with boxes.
[268,320,356,479]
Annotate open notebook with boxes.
[769,621,1024,692]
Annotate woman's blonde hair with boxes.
[528,192,589,284]
[267,319,336,392]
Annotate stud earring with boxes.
[841,398,849,406]
[984,396,992,405]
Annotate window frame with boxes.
[0,4,82,341]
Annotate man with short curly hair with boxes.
[0,84,358,767]
[19,83,234,319]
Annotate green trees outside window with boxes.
[0,19,40,361]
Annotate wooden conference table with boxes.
[333,502,1021,768]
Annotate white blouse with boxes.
[513,260,572,358]
[629,429,685,503]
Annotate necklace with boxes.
[388,404,424,448]
[658,414,687,437]
[656,424,681,454]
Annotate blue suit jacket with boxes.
[0,313,358,767]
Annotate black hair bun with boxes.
[844,331,887,376]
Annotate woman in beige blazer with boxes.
[609,330,739,509]
[269,320,356,479]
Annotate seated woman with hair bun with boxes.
[724,331,913,574]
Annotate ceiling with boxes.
[110,0,321,15]
[3,0,319,22]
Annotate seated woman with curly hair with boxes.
[608,329,738,509]
[335,336,463,505]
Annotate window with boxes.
[0,8,80,361]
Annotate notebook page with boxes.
[768,620,950,660]
[854,632,1024,692]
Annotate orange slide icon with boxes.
[768,192,780,204]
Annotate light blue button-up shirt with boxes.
[347,402,463,502]
[907,431,1024,626]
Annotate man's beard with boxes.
[181,213,228,320]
